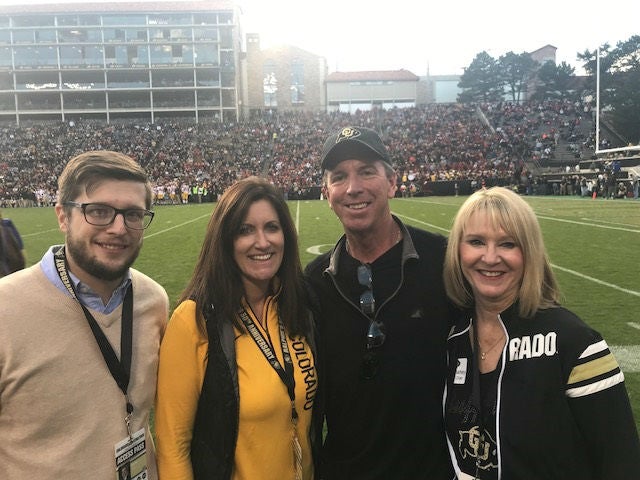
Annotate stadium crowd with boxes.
[0,99,598,206]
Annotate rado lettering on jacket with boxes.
[508,332,558,360]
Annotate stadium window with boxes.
[220,52,232,68]
[35,30,57,43]
[197,90,220,107]
[221,88,235,107]
[0,72,12,89]
[263,65,278,107]
[150,45,172,65]
[194,14,218,25]
[59,29,87,43]
[220,27,232,49]
[170,15,191,25]
[0,47,12,68]
[170,28,190,41]
[196,69,220,87]
[84,46,104,66]
[56,15,79,27]
[221,70,234,87]
[13,16,54,27]
[60,46,83,66]
[103,15,145,26]
[194,45,217,65]
[12,30,34,43]
[78,15,100,26]
[124,29,145,42]
[127,46,137,64]
[149,29,163,41]
[87,30,101,42]
[194,28,218,41]
[290,59,305,104]
[182,45,194,63]
[218,13,233,24]
[148,16,169,26]
[113,45,129,66]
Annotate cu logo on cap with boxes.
[336,127,361,143]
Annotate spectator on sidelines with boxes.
[632,172,640,199]
[0,209,25,277]
[305,126,454,479]
[0,151,169,479]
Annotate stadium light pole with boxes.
[595,46,601,154]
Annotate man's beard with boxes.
[66,234,141,282]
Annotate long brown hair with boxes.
[180,176,309,337]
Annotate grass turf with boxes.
[7,194,640,431]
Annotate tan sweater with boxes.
[0,263,168,480]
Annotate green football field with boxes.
[8,195,640,431]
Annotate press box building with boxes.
[325,69,420,113]
[0,1,241,124]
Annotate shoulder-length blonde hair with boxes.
[181,176,308,337]
[443,187,560,318]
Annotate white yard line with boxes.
[144,213,212,239]
[551,264,640,297]
[393,212,640,299]
[611,345,640,373]
[537,215,640,233]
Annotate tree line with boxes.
[457,35,640,144]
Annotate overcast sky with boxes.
[2,0,638,75]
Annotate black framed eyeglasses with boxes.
[357,263,386,379]
[64,202,154,230]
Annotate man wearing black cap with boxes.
[305,126,454,479]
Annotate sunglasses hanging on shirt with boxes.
[357,263,386,379]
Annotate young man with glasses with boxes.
[305,127,454,479]
[0,150,168,480]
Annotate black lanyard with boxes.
[238,307,298,423]
[471,319,486,480]
[53,246,135,435]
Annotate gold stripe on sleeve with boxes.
[568,353,619,385]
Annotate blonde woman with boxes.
[443,186,639,479]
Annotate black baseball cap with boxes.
[320,126,391,171]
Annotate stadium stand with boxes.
[1,100,638,206]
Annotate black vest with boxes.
[189,302,320,479]
[190,305,238,480]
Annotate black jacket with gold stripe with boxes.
[443,303,640,479]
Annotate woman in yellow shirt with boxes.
[155,176,317,480]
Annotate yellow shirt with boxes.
[155,299,316,480]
